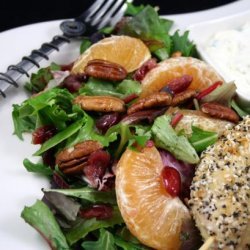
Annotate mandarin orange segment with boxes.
[116,146,190,250]
[140,57,224,98]
[71,36,151,74]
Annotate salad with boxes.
[12,3,250,250]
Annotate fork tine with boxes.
[78,0,105,22]
[96,0,125,29]
[90,0,115,26]
[110,0,132,27]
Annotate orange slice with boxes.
[140,57,223,97]
[116,146,190,250]
[71,35,151,74]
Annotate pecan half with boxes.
[56,140,102,175]
[127,92,172,115]
[171,89,197,106]
[201,102,239,123]
[74,95,126,113]
[161,75,193,95]
[84,59,127,81]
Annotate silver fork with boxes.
[0,0,132,98]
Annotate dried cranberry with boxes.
[60,62,74,71]
[121,108,166,124]
[32,125,57,144]
[90,32,105,44]
[52,172,70,189]
[133,58,157,81]
[79,204,113,220]
[146,140,154,148]
[123,93,138,104]
[83,150,111,187]
[42,148,55,168]
[161,166,181,197]
[161,75,193,95]
[96,113,121,134]
[61,74,87,93]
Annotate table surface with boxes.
[0,0,237,32]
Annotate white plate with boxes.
[0,1,250,249]
[189,9,250,106]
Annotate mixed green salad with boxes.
[12,3,250,250]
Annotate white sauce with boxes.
[205,22,250,99]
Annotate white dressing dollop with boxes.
[205,22,250,99]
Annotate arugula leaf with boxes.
[118,5,172,54]
[21,200,70,250]
[152,115,199,164]
[80,38,92,54]
[65,206,123,245]
[23,158,53,176]
[188,126,218,152]
[25,63,61,93]
[12,104,36,139]
[82,229,116,250]
[34,118,84,156]
[44,187,117,204]
[106,123,151,158]
[171,30,196,57]
[65,111,117,148]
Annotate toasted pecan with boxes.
[201,102,239,123]
[127,92,172,115]
[171,89,197,106]
[84,59,127,81]
[74,95,126,113]
[56,140,102,175]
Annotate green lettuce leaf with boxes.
[43,191,81,222]
[152,115,199,164]
[114,236,150,250]
[82,229,116,250]
[65,206,123,245]
[65,111,117,148]
[188,126,218,152]
[231,99,250,118]
[34,118,84,156]
[21,200,70,250]
[12,88,75,139]
[171,30,196,57]
[125,2,145,16]
[80,38,92,54]
[12,104,36,139]
[44,187,117,204]
[118,5,172,55]
[23,158,53,176]
[79,78,141,98]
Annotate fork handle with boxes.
[60,20,87,37]
[0,35,70,98]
